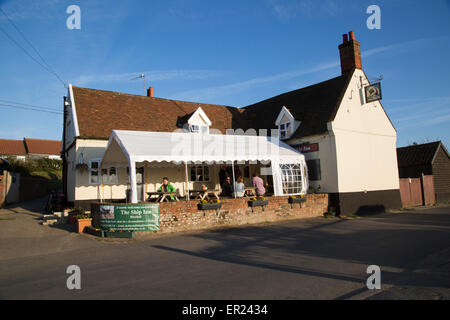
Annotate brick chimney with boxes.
[147,86,154,97]
[338,31,362,75]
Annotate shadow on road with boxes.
[151,208,450,298]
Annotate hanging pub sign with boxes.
[364,82,382,103]
[296,143,319,153]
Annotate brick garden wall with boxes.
[139,194,329,235]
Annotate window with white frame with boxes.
[280,163,303,195]
[190,165,210,182]
[279,122,291,139]
[190,124,208,134]
[101,167,118,185]
[190,124,200,133]
[89,159,118,185]
[89,159,100,185]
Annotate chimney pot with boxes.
[349,31,355,41]
[147,86,154,97]
[342,34,348,43]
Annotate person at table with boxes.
[221,176,233,197]
[219,165,228,187]
[157,177,176,201]
[233,176,245,198]
[252,173,266,196]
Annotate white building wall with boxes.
[331,69,399,193]
[288,134,339,193]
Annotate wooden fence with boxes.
[399,174,435,207]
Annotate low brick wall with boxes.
[139,194,329,235]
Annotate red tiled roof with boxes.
[242,73,352,138]
[24,138,61,155]
[72,86,248,139]
[0,139,27,156]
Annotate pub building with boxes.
[62,31,401,218]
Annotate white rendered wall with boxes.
[331,69,399,193]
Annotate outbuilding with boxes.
[397,141,450,203]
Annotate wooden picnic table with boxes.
[146,192,179,202]
[189,189,221,201]
[243,187,257,198]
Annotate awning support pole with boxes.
[129,159,138,203]
[144,162,148,202]
[185,162,190,201]
[99,164,103,203]
[232,161,237,199]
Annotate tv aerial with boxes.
[131,73,146,93]
[367,75,383,82]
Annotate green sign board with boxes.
[98,204,159,231]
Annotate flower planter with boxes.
[85,226,105,237]
[198,203,222,211]
[104,230,135,239]
[76,218,92,234]
[68,212,78,224]
[248,200,269,207]
[288,197,306,204]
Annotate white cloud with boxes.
[170,36,446,103]
[268,0,343,20]
[169,60,340,101]
[71,69,228,86]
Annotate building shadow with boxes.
[150,211,450,296]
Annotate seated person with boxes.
[233,176,245,198]
[221,176,233,197]
[157,177,176,201]
[252,173,266,196]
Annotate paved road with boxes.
[0,199,449,300]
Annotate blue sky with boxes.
[0,0,449,148]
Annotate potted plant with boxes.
[85,226,105,237]
[68,209,83,224]
[248,196,269,207]
[75,163,89,171]
[75,213,92,233]
[288,195,307,204]
[104,229,135,239]
[198,198,222,211]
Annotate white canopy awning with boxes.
[101,130,308,203]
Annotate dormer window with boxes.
[279,122,291,139]
[275,106,298,140]
[190,125,200,133]
[187,107,212,134]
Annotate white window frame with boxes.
[280,163,304,195]
[279,122,291,140]
[101,167,118,185]
[89,158,101,185]
[190,165,210,182]
[190,124,200,133]
[190,124,209,134]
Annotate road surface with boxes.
[0,199,449,300]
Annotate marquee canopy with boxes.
[100,130,308,203]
